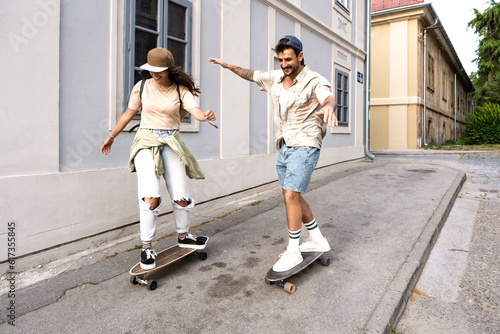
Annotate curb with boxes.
[372,150,500,155]
[363,170,466,334]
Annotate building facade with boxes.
[370,0,474,149]
[0,0,370,265]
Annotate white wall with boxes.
[0,0,367,265]
[0,0,60,176]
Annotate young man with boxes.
[209,35,337,272]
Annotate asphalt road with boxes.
[1,151,496,333]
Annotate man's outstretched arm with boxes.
[209,58,254,81]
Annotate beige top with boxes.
[253,66,333,149]
[128,79,198,130]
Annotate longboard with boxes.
[129,242,208,290]
[265,251,330,294]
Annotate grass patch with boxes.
[217,211,234,219]
[217,207,243,219]
[156,232,175,242]
[424,141,500,151]
[103,252,118,259]
[389,327,407,334]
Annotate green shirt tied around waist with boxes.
[128,128,205,180]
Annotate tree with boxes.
[468,0,500,104]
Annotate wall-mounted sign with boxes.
[357,72,363,84]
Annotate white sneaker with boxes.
[272,246,303,272]
[299,237,331,252]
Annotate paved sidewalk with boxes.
[386,151,500,334]
[0,158,465,334]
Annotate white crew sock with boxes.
[304,219,324,241]
[288,229,301,249]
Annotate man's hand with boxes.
[315,105,338,128]
[208,58,228,68]
[208,58,254,81]
[315,96,338,128]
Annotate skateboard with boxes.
[129,242,208,290]
[265,251,330,294]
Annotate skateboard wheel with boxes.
[284,282,295,294]
[130,276,138,285]
[320,257,331,267]
[148,280,157,291]
[199,252,208,261]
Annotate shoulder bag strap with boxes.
[128,80,145,133]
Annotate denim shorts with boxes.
[276,145,320,193]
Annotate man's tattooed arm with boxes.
[229,65,254,81]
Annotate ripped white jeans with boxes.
[134,130,193,242]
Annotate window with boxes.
[442,71,447,101]
[336,0,350,12]
[460,95,465,115]
[450,78,454,105]
[335,69,349,126]
[125,0,192,121]
[426,53,435,92]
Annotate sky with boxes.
[424,0,491,75]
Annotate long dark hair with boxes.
[140,66,201,97]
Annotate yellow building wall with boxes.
[370,106,389,149]
[407,19,419,97]
[370,15,419,149]
[370,24,390,99]
[407,105,417,148]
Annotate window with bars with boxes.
[126,0,192,121]
[335,69,349,126]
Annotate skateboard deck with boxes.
[265,251,330,294]
[129,242,208,290]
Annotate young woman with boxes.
[101,47,216,269]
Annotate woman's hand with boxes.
[100,108,139,155]
[204,109,216,122]
[189,107,216,122]
[100,135,114,155]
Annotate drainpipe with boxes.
[422,19,439,146]
[364,0,374,160]
[454,72,457,141]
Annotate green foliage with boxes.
[468,1,500,104]
[464,103,500,144]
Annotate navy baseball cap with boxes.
[278,35,303,51]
